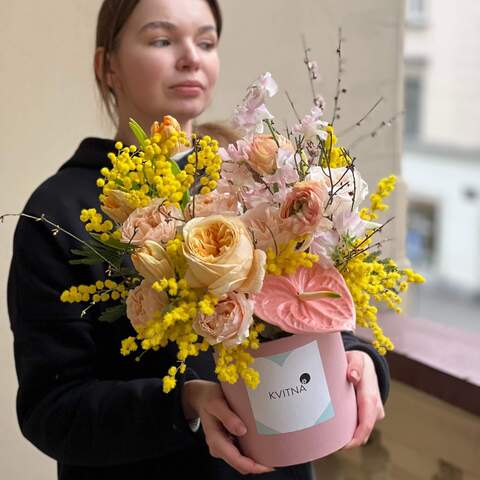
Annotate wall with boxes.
[0,1,405,477]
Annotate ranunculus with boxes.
[121,198,180,246]
[184,190,240,220]
[183,215,266,296]
[131,240,175,284]
[193,292,254,347]
[241,205,294,252]
[126,280,169,333]
[306,166,368,219]
[246,134,294,176]
[101,189,136,224]
[279,181,332,235]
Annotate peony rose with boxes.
[101,189,136,224]
[193,292,254,347]
[183,215,266,296]
[279,181,332,235]
[121,198,180,246]
[306,166,368,219]
[184,190,240,220]
[131,240,175,284]
[126,280,169,333]
[246,134,294,176]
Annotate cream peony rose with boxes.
[131,240,175,284]
[280,181,332,235]
[193,292,254,347]
[101,189,136,224]
[121,198,180,246]
[182,215,266,296]
[246,134,294,176]
[126,280,169,333]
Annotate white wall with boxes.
[404,153,480,291]
[404,0,480,149]
[0,1,405,477]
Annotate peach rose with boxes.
[193,292,254,347]
[121,198,180,246]
[126,280,169,333]
[101,189,136,224]
[280,181,332,235]
[183,215,266,296]
[184,190,240,220]
[246,134,294,176]
[131,240,175,284]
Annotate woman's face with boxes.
[110,0,220,132]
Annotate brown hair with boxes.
[95,0,223,126]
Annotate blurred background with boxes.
[0,0,479,478]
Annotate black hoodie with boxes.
[7,138,389,480]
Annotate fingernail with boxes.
[258,465,275,472]
[351,369,360,382]
[237,425,247,436]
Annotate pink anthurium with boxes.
[252,263,355,334]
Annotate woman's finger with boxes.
[205,396,247,437]
[346,350,365,385]
[201,414,274,475]
[343,393,379,449]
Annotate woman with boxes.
[8,0,389,478]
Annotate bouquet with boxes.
[3,45,424,466]
[5,69,424,394]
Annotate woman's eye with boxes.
[151,38,170,47]
[198,41,215,51]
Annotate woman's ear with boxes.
[94,47,119,93]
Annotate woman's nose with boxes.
[176,41,201,71]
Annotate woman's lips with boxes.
[170,82,204,97]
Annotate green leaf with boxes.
[70,248,93,257]
[98,303,126,323]
[90,233,130,252]
[109,267,138,278]
[180,190,191,210]
[69,245,106,265]
[168,158,191,209]
[128,118,148,148]
[69,257,104,266]
[168,158,181,175]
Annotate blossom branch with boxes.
[348,111,404,150]
[331,28,347,126]
[339,97,385,137]
[0,212,121,271]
